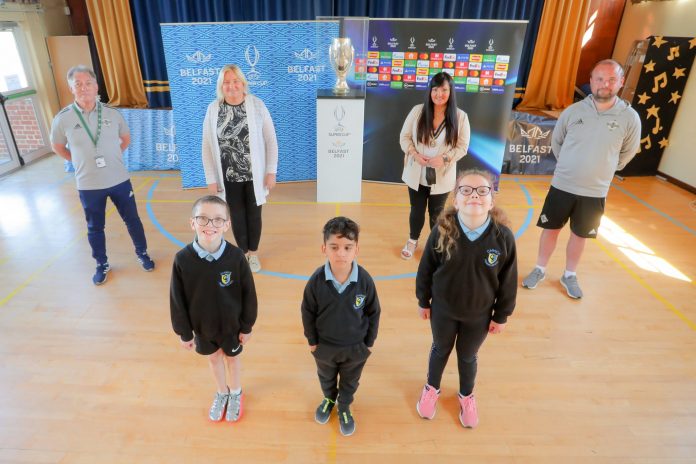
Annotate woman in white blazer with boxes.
[399,72,470,260]
[202,64,278,272]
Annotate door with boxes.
[0,22,52,168]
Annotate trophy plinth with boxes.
[329,38,354,96]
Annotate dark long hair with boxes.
[416,72,459,147]
[435,169,510,261]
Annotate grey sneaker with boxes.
[560,275,583,299]
[225,390,243,422]
[247,254,261,273]
[209,390,228,421]
[315,397,336,424]
[522,267,546,289]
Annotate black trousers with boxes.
[312,343,371,408]
[224,180,262,253]
[407,185,449,241]
[427,312,489,396]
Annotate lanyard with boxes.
[72,102,102,148]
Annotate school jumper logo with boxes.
[353,294,366,310]
[219,271,233,287]
[485,249,501,267]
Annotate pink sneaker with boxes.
[416,384,440,419]
[458,393,479,428]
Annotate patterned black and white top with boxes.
[217,101,252,182]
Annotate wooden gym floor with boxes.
[0,155,694,463]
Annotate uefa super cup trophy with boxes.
[329,37,354,95]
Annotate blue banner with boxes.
[161,21,339,188]
[64,108,179,172]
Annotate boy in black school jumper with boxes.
[301,217,381,436]
[170,195,257,423]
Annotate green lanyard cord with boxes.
[72,102,102,149]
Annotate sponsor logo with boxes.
[408,37,416,49]
[491,86,505,94]
[447,38,455,51]
[468,62,482,70]
[443,53,456,61]
[496,55,510,63]
[245,45,267,87]
[353,294,366,310]
[588,229,597,236]
[392,52,404,60]
[426,38,437,50]
[329,105,351,137]
[540,214,548,223]
[442,68,454,76]
[520,127,550,140]
[186,50,212,63]
[607,120,619,131]
[464,39,477,51]
[388,37,399,48]
[371,36,378,48]
[485,249,500,267]
[293,48,316,60]
[494,71,508,79]
[219,271,233,287]
[486,39,495,52]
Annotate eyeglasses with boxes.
[456,185,491,196]
[194,216,227,227]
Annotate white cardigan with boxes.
[201,94,278,206]
[399,104,470,195]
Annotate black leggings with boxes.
[408,185,449,241]
[224,180,262,253]
[427,313,489,396]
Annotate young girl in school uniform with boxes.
[415,168,518,428]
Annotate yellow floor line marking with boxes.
[595,239,696,331]
[0,178,152,308]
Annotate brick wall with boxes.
[5,98,46,156]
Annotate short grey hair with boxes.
[67,65,97,86]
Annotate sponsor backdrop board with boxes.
[503,111,557,175]
[363,19,527,183]
[64,108,180,172]
[161,21,339,188]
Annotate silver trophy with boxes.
[329,37,354,95]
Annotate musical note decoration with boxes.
[620,36,696,176]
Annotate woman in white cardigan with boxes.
[202,64,278,272]
[399,72,470,260]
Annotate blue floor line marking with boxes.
[146,180,187,248]
[611,183,696,236]
[145,177,537,281]
[515,181,535,239]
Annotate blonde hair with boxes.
[215,65,249,102]
[435,168,511,261]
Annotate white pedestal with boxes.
[317,91,365,202]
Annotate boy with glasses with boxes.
[170,195,257,423]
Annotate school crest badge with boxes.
[485,249,501,267]
[353,294,366,310]
[219,271,233,287]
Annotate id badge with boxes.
[95,156,107,168]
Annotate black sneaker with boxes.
[337,407,355,436]
[137,253,155,272]
[92,263,111,286]
[314,397,335,424]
